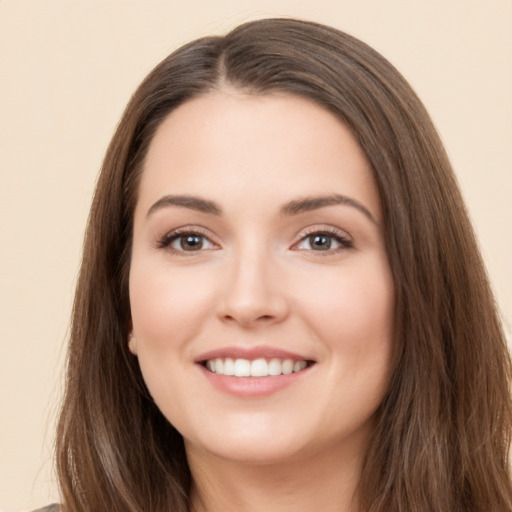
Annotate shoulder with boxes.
[28,506,62,512]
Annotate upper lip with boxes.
[194,346,314,363]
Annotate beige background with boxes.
[1,0,511,510]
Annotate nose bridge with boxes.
[218,237,288,326]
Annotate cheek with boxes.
[129,261,218,353]
[128,263,214,419]
[311,258,394,413]
[298,257,395,348]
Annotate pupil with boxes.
[182,235,202,250]
[310,234,331,250]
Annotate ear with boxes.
[128,331,138,355]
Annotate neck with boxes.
[187,441,365,512]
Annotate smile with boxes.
[205,357,310,377]
[195,347,316,397]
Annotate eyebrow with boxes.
[146,193,375,223]
[280,194,376,223]
[147,195,222,217]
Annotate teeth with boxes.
[250,358,268,377]
[223,358,235,376]
[234,358,251,377]
[294,360,307,372]
[205,357,309,377]
[282,359,294,375]
[268,358,282,375]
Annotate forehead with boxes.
[137,89,381,219]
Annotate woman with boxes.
[47,18,512,512]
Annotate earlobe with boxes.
[128,332,138,355]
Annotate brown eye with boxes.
[293,230,353,253]
[175,234,205,251]
[157,229,218,254]
[308,234,332,250]
[169,233,214,252]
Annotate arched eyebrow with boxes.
[280,194,376,224]
[146,193,376,224]
[147,195,222,217]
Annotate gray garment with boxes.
[31,506,61,512]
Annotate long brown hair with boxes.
[56,18,512,511]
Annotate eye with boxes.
[158,230,217,253]
[172,233,214,251]
[293,230,353,252]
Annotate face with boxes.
[129,89,394,466]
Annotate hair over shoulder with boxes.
[56,17,512,512]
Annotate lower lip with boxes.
[198,364,313,398]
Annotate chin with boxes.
[188,436,308,467]
[181,415,311,466]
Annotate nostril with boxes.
[217,295,290,327]
[221,313,276,323]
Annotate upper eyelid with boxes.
[162,225,214,239]
[294,225,352,241]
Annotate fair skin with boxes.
[128,89,395,512]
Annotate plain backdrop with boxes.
[1,0,511,510]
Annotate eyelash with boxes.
[292,227,353,254]
[156,227,215,254]
[156,226,353,255]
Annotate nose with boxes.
[216,246,290,328]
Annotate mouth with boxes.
[201,357,315,377]
[195,346,316,397]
